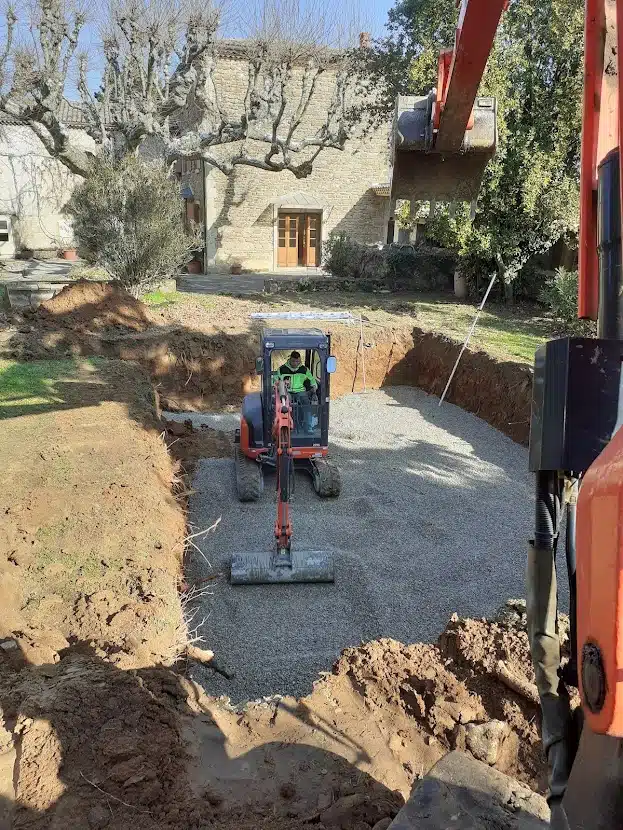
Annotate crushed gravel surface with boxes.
[186,386,557,704]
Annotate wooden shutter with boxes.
[305,213,320,266]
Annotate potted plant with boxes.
[186,246,204,274]
[59,246,78,261]
[57,221,77,261]
[230,259,243,275]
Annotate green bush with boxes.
[66,157,200,296]
[323,233,455,288]
[540,268,594,335]
[322,233,386,281]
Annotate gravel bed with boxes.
[186,386,559,705]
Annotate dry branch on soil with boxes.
[494,660,540,705]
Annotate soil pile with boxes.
[0,602,550,829]
[38,280,158,333]
[329,600,549,793]
[0,653,405,830]
[0,359,186,669]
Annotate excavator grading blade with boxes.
[230,547,335,585]
[391,94,497,203]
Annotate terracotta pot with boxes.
[61,249,78,261]
[230,263,242,275]
[187,259,202,274]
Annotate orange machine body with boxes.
[576,425,623,737]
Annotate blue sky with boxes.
[2,0,394,98]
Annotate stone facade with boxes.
[202,54,391,272]
[0,45,391,269]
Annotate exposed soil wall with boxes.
[6,282,533,444]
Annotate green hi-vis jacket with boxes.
[278,361,318,393]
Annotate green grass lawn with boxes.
[297,292,552,365]
[151,287,552,366]
[400,296,552,364]
[0,358,103,419]
[142,288,187,308]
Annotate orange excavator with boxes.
[387,1,623,827]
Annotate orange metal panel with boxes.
[435,0,507,152]
[577,427,623,737]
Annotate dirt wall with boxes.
[9,322,533,445]
[7,283,533,444]
[100,325,533,444]
[0,359,187,669]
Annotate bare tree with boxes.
[0,0,368,178]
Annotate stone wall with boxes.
[0,126,95,253]
[204,57,391,271]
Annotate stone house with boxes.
[0,102,95,257]
[0,40,392,270]
[174,40,392,272]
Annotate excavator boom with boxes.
[388,1,623,828]
[390,0,506,203]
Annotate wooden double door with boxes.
[277,212,320,267]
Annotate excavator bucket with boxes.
[230,547,334,585]
[391,94,497,203]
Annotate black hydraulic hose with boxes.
[535,470,560,551]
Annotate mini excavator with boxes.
[231,327,340,585]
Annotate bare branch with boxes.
[1,0,368,182]
[0,5,17,93]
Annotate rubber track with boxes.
[235,448,263,502]
[313,458,341,498]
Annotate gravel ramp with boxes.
[186,386,548,704]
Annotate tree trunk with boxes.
[454,270,467,299]
[504,280,514,304]
[495,252,513,305]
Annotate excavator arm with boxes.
[273,379,294,556]
[390,0,507,203]
[433,0,508,153]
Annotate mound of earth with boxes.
[0,358,186,669]
[37,280,158,333]
[330,601,550,793]
[0,602,551,830]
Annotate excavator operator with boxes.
[278,351,318,433]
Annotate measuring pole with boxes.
[438,274,496,407]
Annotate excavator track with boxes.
[234,448,263,502]
[312,458,341,498]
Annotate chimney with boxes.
[359,32,371,49]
